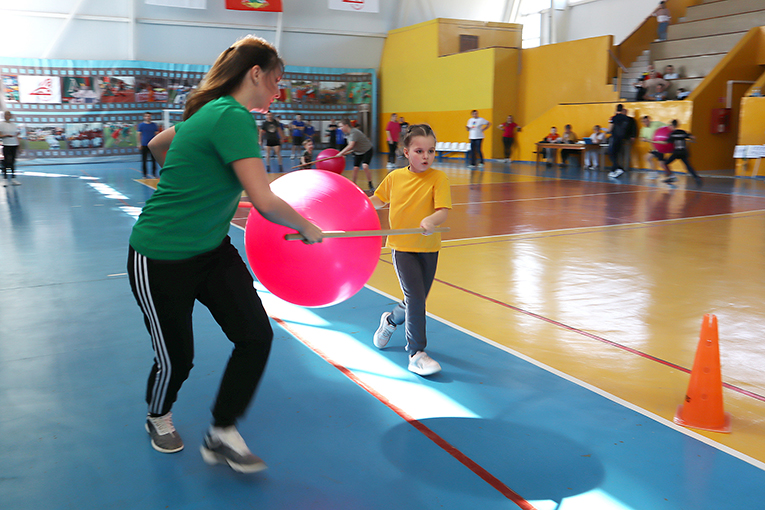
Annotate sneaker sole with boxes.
[408,364,442,376]
[200,446,267,473]
[373,313,393,349]
[145,423,184,453]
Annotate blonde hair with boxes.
[183,35,283,120]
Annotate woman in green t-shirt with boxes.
[127,35,322,473]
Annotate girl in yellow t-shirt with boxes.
[369,124,452,376]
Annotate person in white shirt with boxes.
[663,65,679,80]
[584,125,606,170]
[652,1,671,41]
[0,111,21,186]
[466,110,490,168]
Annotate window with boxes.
[459,35,479,53]
[517,0,551,49]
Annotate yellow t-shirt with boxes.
[374,166,452,252]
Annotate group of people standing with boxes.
[541,104,700,186]
[258,113,332,173]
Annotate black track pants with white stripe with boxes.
[127,236,273,427]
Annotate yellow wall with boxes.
[379,19,763,172]
[380,19,521,158]
[688,27,765,172]
[514,100,693,172]
[518,36,619,126]
[735,96,765,176]
[437,18,521,56]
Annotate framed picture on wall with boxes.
[98,76,136,103]
[62,77,100,104]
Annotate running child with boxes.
[661,119,702,186]
[369,124,452,376]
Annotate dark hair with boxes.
[183,35,283,120]
[565,124,572,129]
[616,104,624,112]
[671,119,679,127]
[401,124,436,148]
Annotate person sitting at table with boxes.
[559,124,579,166]
[543,126,560,166]
[584,125,606,170]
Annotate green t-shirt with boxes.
[129,96,261,260]
[640,121,665,142]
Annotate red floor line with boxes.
[427,273,765,404]
[376,257,765,404]
[272,317,538,510]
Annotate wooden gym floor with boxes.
[2,153,765,509]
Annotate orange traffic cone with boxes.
[674,314,731,433]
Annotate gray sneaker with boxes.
[373,312,396,349]
[146,412,184,453]
[201,426,267,473]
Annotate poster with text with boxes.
[19,76,62,104]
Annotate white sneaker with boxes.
[373,312,396,349]
[408,351,441,376]
[201,426,267,473]
[478,163,484,168]
[608,168,624,178]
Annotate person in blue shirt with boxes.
[136,112,159,178]
[289,114,305,159]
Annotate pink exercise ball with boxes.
[245,170,381,307]
[315,148,345,174]
[652,126,674,154]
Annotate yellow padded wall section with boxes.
[380,19,520,157]
[515,101,692,171]
[688,27,765,172]
[735,97,765,176]
[518,36,619,126]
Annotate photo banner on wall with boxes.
[225,0,283,12]
[19,76,62,104]
[0,57,375,163]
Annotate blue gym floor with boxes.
[2,156,765,510]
